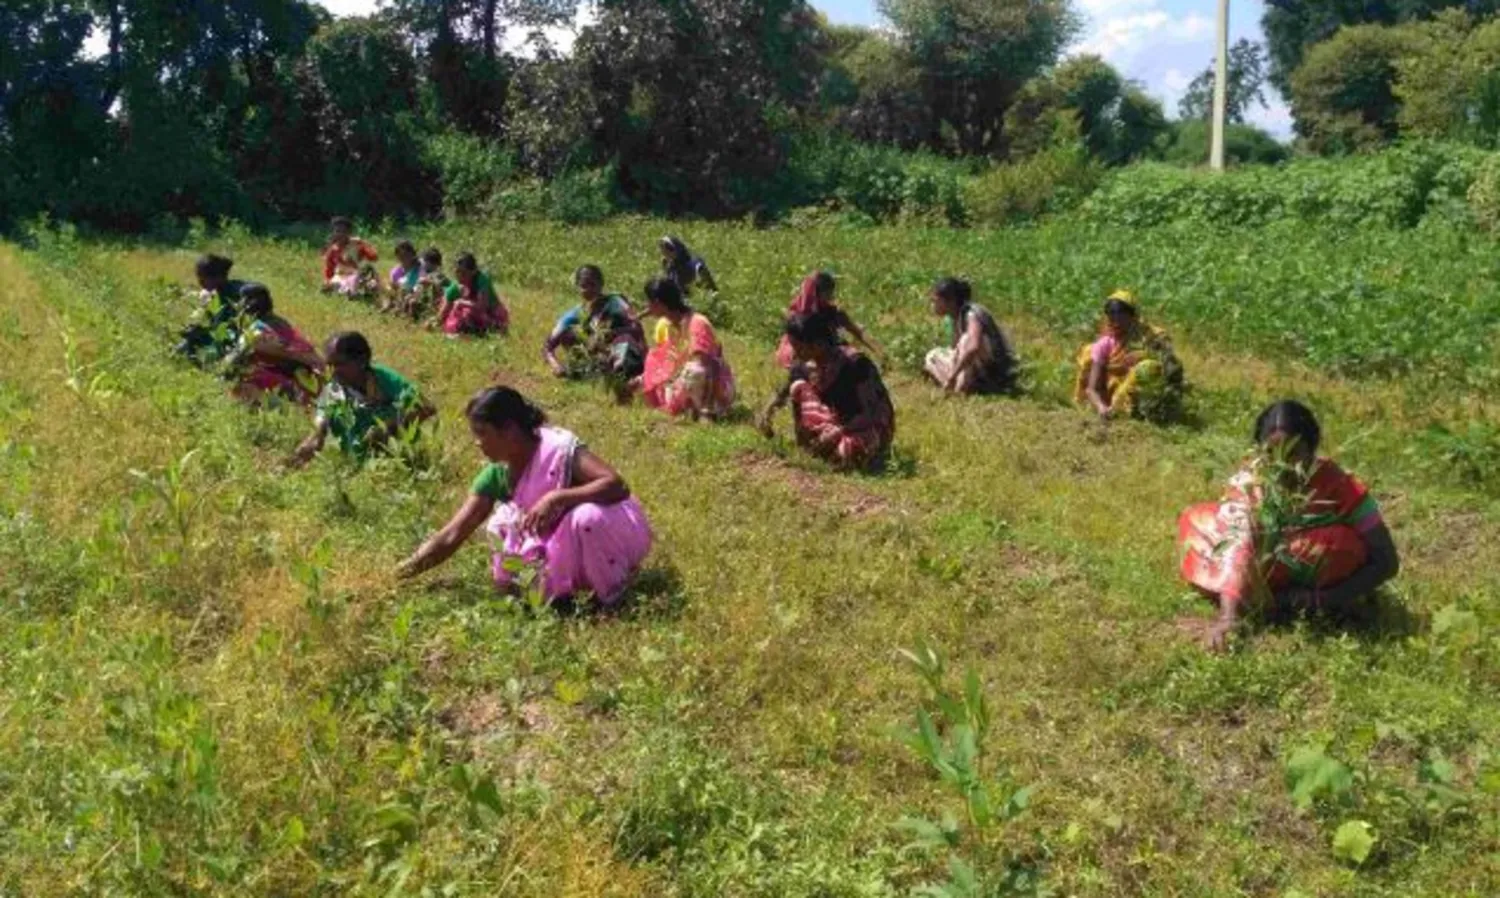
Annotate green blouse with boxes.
[470,463,513,502]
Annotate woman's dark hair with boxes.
[785,311,838,348]
[1254,400,1321,455]
[195,254,233,281]
[932,277,971,307]
[421,247,443,268]
[644,276,690,314]
[466,386,546,432]
[331,216,353,231]
[326,331,373,366]
[812,270,836,299]
[575,264,604,287]
[240,284,273,319]
[1104,298,1139,319]
[455,252,478,273]
[394,240,416,257]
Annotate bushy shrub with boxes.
[1468,154,1500,232]
[964,143,1102,227]
[422,132,518,218]
[770,132,971,224]
[1086,142,1491,229]
[1290,24,1418,154]
[478,167,619,223]
[545,166,618,224]
[1159,120,1289,167]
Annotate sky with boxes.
[314,0,1292,137]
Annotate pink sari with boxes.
[243,318,319,405]
[775,276,835,369]
[641,313,735,417]
[484,427,653,605]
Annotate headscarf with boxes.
[787,274,829,317]
[660,235,696,285]
[1102,289,1141,337]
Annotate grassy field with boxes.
[1,217,1498,896]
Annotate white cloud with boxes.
[1074,9,1213,64]
[317,0,379,16]
[1068,0,1293,138]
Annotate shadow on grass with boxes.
[1262,588,1427,645]
[613,564,688,622]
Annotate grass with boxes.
[1,216,1498,896]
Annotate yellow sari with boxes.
[1073,321,1182,422]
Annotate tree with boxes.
[1262,0,1500,98]
[1004,55,1167,165]
[879,0,1080,156]
[1288,23,1419,153]
[1178,39,1268,124]
[817,24,931,150]
[295,17,437,216]
[569,0,826,214]
[386,0,578,134]
[1394,11,1500,141]
[0,1,110,226]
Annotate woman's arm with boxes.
[757,381,792,437]
[251,333,323,371]
[398,494,495,577]
[290,419,331,468]
[393,396,436,434]
[698,264,718,292]
[521,448,630,535]
[835,309,885,360]
[543,332,572,376]
[943,315,984,391]
[1085,358,1112,417]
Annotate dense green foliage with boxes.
[2,215,1498,894]
[1280,8,1500,152]
[1157,120,1290,168]
[1177,38,1269,125]
[1085,142,1488,231]
[1,0,1183,231]
[1261,0,1500,96]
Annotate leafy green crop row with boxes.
[1084,142,1492,230]
[363,215,1500,394]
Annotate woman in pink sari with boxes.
[398,387,652,607]
[635,277,735,419]
[436,252,510,337]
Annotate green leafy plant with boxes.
[127,449,215,557]
[54,316,117,404]
[895,642,1043,898]
[1285,741,1480,867]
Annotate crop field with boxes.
[2,217,1499,896]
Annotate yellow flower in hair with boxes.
[1107,289,1137,307]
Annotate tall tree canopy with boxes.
[570,0,826,213]
[1178,39,1268,124]
[1005,55,1167,165]
[1262,0,1500,97]
[879,0,1080,156]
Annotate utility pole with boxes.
[1210,0,1230,170]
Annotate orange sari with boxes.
[1178,458,1383,606]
